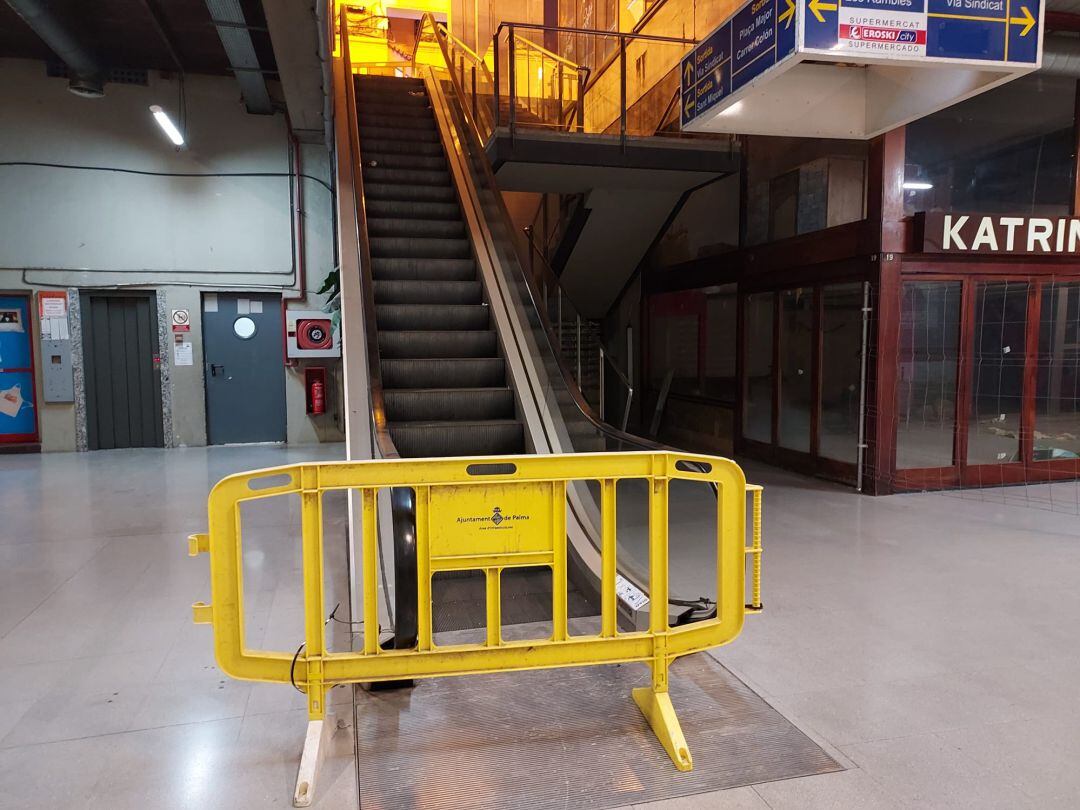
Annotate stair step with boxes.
[362,167,451,187]
[358,101,433,119]
[378,330,497,359]
[384,388,515,422]
[362,152,447,171]
[365,199,460,221]
[373,280,481,304]
[371,257,476,281]
[370,236,471,260]
[375,304,489,331]
[356,75,424,89]
[367,217,465,239]
[359,137,444,156]
[359,124,440,143]
[388,420,525,458]
[358,113,438,132]
[364,182,456,203]
[357,91,431,109]
[382,358,506,388]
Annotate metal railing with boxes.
[491,22,696,145]
[189,451,763,772]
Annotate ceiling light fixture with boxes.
[149,104,184,146]
[902,181,933,190]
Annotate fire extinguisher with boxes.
[310,380,325,415]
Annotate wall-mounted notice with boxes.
[174,341,194,366]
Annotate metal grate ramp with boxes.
[353,623,840,810]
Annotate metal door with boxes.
[202,293,285,444]
[81,292,164,450]
[0,294,38,444]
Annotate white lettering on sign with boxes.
[928,214,1080,254]
[943,215,968,250]
[1001,217,1023,251]
[971,217,997,251]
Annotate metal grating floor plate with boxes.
[353,623,840,810]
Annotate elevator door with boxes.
[81,292,164,450]
[202,293,285,444]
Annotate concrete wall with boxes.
[0,58,343,451]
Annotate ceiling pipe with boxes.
[1041,34,1080,77]
[4,0,104,96]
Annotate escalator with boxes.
[354,73,596,634]
[339,25,719,649]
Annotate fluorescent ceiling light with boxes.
[718,101,743,116]
[149,105,184,146]
[903,181,933,190]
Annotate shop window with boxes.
[649,310,698,392]
[778,288,813,452]
[967,282,1029,465]
[896,282,962,469]
[904,75,1075,217]
[703,286,737,400]
[745,137,868,246]
[1035,282,1080,461]
[820,283,865,463]
[743,292,774,443]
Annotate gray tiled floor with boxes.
[2,446,1079,808]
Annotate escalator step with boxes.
[359,138,443,156]
[358,112,437,132]
[363,167,451,187]
[358,101,433,119]
[356,75,424,88]
[382,358,505,389]
[376,304,489,331]
[359,124,440,143]
[373,279,481,304]
[371,257,476,281]
[357,92,430,110]
[388,420,525,458]
[361,152,447,171]
[370,236,471,260]
[364,182,456,203]
[384,388,515,422]
[365,199,460,221]
[367,217,465,239]
[378,330,497,359]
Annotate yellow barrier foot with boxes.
[632,686,693,772]
[293,714,333,808]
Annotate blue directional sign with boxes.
[680,0,1041,132]
[799,0,1039,62]
[680,0,797,127]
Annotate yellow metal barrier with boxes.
[189,451,763,771]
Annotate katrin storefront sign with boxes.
[916,212,1080,255]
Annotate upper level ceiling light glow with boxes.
[903,181,933,190]
[149,105,184,146]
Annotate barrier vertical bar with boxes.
[648,474,669,637]
[750,487,763,610]
[416,486,433,651]
[600,478,617,637]
[493,31,501,127]
[300,466,326,718]
[508,25,517,141]
[361,487,379,655]
[552,480,568,641]
[486,568,501,646]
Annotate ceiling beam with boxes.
[205,0,273,114]
[137,0,185,73]
[261,0,327,142]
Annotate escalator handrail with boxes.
[425,34,722,621]
[339,8,419,649]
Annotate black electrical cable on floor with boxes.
[0,161,334,194]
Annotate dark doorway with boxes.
[202,293,285,445]
[81,292,164,450]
